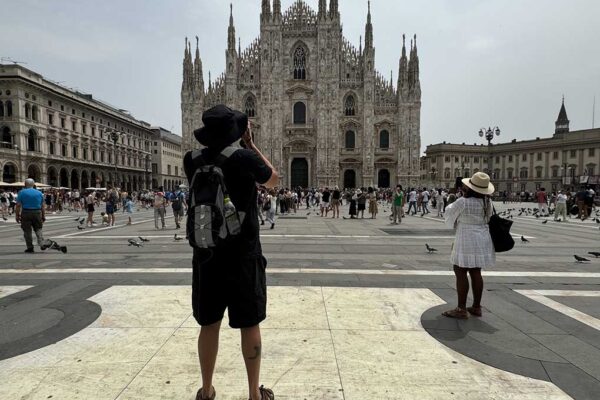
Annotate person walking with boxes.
[443,172,495,319]
[15,179,46,253]
[125,196,134,225]
[153,190,167,230]
[421,187,430,216]
[356,189,366,218]
[436,188,444,217]
[407,188,417,215]
[85,191,96,227]
[391,185,404,224]
[368,187,378,219]
[171,185,187,229]
[184,105,277,400]
[331,186,341,218]
[554,190,568,221]
[105,186,118,226]
[536,188,548,216]
[264,189,276,229]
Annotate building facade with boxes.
[420,100,600,193]
[181,0,422,189]
[0,64,154,191]
[150,127,185,191]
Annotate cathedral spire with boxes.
[365,1,373,50]
[359,35,363,55]
[194,35,204,90]
[227,3,236,51]
[398,34,408,90]
[261,0,271,21]
[273,0,281,19]
[555,96,570,134]
[238,37,241,55]
[329,0,339,19]
[318,0,327,19]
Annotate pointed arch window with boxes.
[379,130,390,149]
[293,47,306,80]
[344,95,356,116]
[245,96,256,118]
[345,130,355,149]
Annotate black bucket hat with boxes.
[194,104,248,148]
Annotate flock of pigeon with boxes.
[497,206,600,227]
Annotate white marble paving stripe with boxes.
[1,268,600,278]
[529,290,600,297]
[55,218,156,238]
[516,289,600,331]
[0,286,32,298]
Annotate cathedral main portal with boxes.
[290,158,309,188]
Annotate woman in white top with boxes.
[443,172,495,319]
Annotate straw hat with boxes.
[461,172,494,195]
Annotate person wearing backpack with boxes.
[171,185,187,229]
[184,105,278,400]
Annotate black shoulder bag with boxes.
[488,204,514,252]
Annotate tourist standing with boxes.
[407,188,417,215]
[153,190,167,230]
[443,172,495,319]
[536,188,548,216]
[368,187,378,219]
[391,185,404,224]
[85,191,96,227]
[15,179,45,253]
[321,187,331,217]
[331,186,341,218]
[554,190,568,221]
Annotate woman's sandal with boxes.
[249,385,275,400]
[442,307,469,319]
[467,306,482,317]
[195,386,216,400]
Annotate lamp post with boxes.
[478,126,500,177]
[106,129,122,188]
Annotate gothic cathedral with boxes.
[181,0,422,189]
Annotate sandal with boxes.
[467,306,482,317]
[195,386,216,400]
[249,385,275,400]
[442,307,469,319]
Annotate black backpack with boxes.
[185,146,243,249]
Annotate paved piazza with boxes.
[1,203,600,400]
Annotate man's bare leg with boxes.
[241,325,262,400]
[198,320,221,398]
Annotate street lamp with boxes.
[478,126,500,176]
[106,129,123,188]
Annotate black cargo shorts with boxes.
[192,249,267,329]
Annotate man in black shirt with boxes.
[331,186,341,218]
[184,105,278,400]
[321,187,331,217]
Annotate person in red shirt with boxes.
[536,188,548,216]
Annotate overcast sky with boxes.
[2,0,599,153]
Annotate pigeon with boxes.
[307,212,311,216]
[128,239,143,247]
[425,243,437,254]
[2,216,7,221]
[521,236,529,243]
[41,239,67,254]
[174,234,184,241]
[588,252,600,258]
[542,220,548,224]
[574,255,590,263]
[138,236,150,242]
[556,218,562,222]
[77,226,85,230]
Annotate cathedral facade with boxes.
[181,0,422,189]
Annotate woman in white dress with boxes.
[443,172,495,319]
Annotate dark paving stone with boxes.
[548,295,600,319]
[542,360,600,400]
[532,334,600,381]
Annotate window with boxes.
[175,166,178,176]
[464,169,470,177]
[293,47,306,80]
[0,101,3,117]
[61,118,65,128]
[293,102,306,124]
[344,95,356,116]
[72,108,75,115]
[455,157,459,163]
[72,120,76,131]
[588,166,595,176]
[474,157,479,163]
[379,130,390,149]
[345,130,355,149]
[508,155,513,162]
[445,156,450,162]
[60,105,64,111]
[32,105,38,121]
[537,152,542,161]
[72,146,78,158]
[108,153,112,163]
[25,103,31,119]
[245,96,256,117]
[5,101,12,116]
[535,168,542,178]
[82,124,86,134]
[83,148,88,160]
[444,169,450,179]
[100,152,105,162]
[590,148,596,157]
[570,150,576,157]
[507,169,513,179]
[551,168,558,178]
[48,100,52,107]
[154,141,158,146]
[553,151,559,160]
[49,142,55,155]
[27,129,36,151]
[522,153,527,161]
[48,114,54,125]
[167,165,172,175]
[92,151,96,161]
[152,163,158,174]
[91,127,95,137]
[61,144,67,156]
[495,156,499,163]
[153,149,158,154]
[519,168,528,179]
[82,112,85,118]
